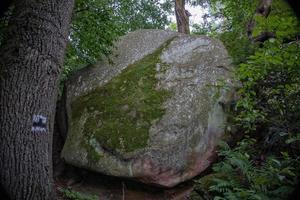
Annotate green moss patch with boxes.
[71,39,174,157]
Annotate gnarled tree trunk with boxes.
[175,0,191,34]
[0,0,74,199]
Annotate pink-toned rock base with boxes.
[133,145,217,188]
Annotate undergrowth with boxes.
[194,0,300,199]
[59,187,98,200]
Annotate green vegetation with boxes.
[71,39,173,157]
[2,0,297,197]
[193,0,300,199]
[196,138,300,199]
[251,0,299,39]
[63,0,300,197]
[62,0,172,83]
[59,187,98,200]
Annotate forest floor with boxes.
[53,167,196,200]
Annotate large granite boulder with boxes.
[61,29,233,187]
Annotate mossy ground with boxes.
[71,39,174,158]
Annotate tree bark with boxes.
[175,0,191,34]
[256,0,272,17]
[247,0,273,41]
[0,0,74,199]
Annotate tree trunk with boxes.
[175,0,190,34]
[247,0,273,42]
[0,0,74,199]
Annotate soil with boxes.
[54,166,195,200]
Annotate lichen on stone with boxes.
[70,39,174,158]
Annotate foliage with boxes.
[168,22,178,31]
[235,40,300,135]
[0,1,172,90]
[59,187,98,200]
[191,13,220,36]
[197,138,300,200]
[252,0,300,39]
[194,0,300,199]
[191,0,258,64]
[62,0,172,81]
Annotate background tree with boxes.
[175,0,191,34]
[0,0,74,199]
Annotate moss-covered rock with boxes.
[61,29,233,187]
[71,40,173,156]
